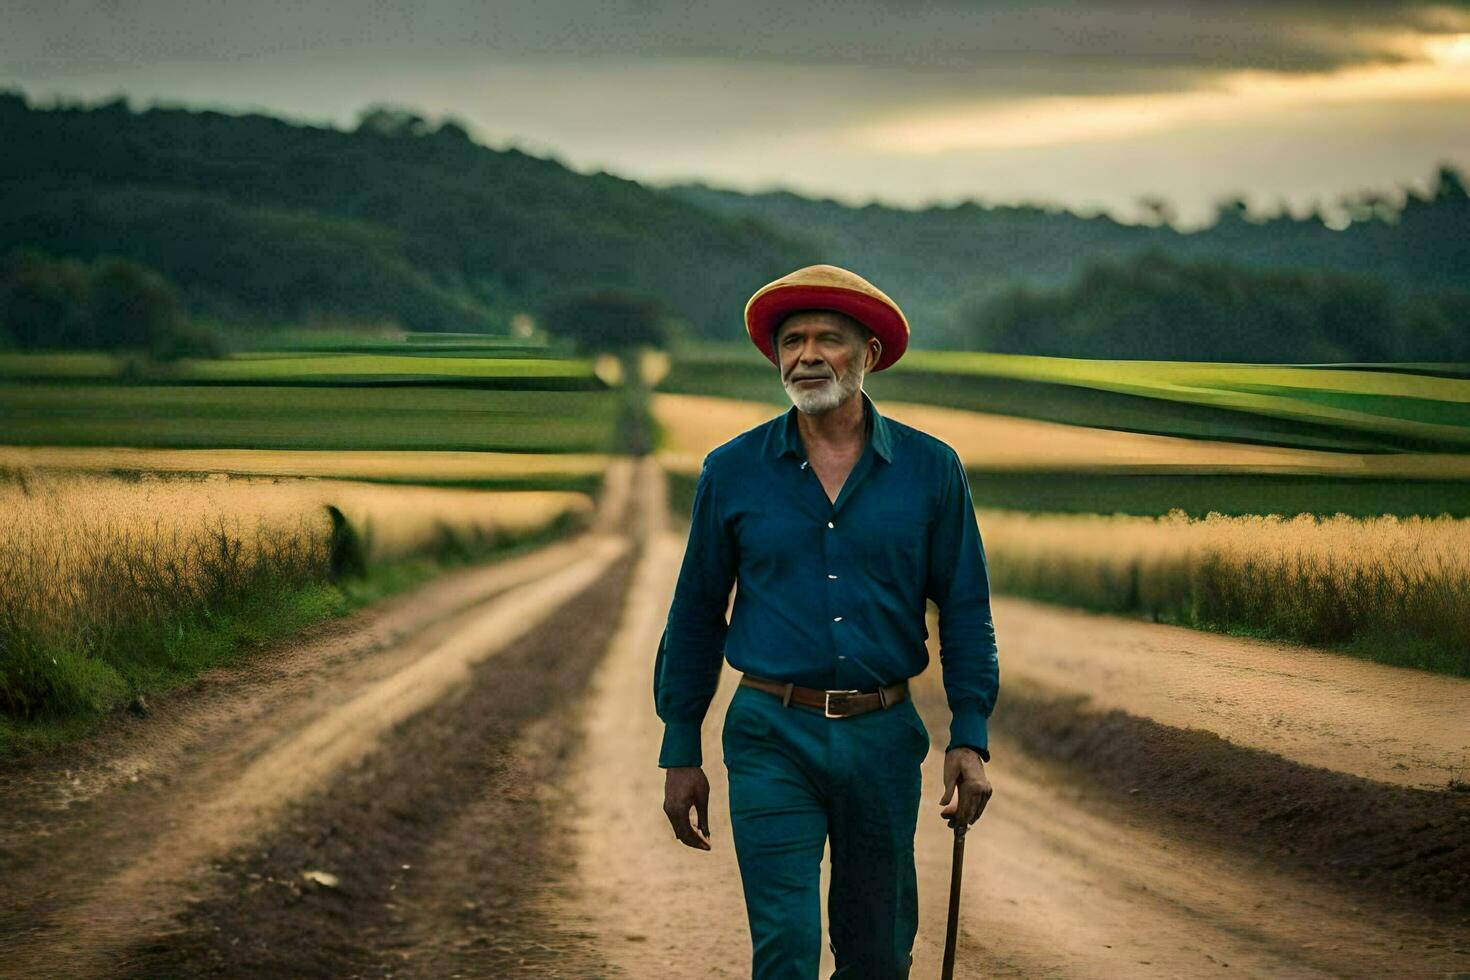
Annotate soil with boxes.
[994,677,1470,919]
[119,554,633,978]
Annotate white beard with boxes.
[783,360,865,414]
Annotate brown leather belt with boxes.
[739,672,908,718]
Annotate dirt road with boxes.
[557,464,1470,979]
[1,457,1466,978]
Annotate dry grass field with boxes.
[0,467,592,730]
[978,507,1470,674]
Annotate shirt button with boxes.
[833,616,843,622]
[827,521,835,529]
[827,574,837,580]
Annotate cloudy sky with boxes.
[6,0,1470,226]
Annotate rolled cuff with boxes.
[658,721,704,768]
[946,709,991,763]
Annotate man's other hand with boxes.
[938,747,992,829]
[663,766,712,850]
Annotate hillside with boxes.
[664,174,1470,350]
[0,92,814,337]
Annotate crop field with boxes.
[978,506,1469,676]
[662,345,1470,453]
[654,391,1470,675]
[0,466,593,740]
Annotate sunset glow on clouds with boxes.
[849,33,1470,154]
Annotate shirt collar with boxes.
[770,390,894,464]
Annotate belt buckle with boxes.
[823,689,862,718]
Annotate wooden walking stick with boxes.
[940,820,968,980]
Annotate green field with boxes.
[663,345,1470,453]
[0,349,600,389]
[963,469,1470,519]
[0,342,622,454]
[218,328,562,355]
[0,383,619,453]
[662,468,1470,543]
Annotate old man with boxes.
[654,263,1000,978]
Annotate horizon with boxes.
[7,84,1462,235]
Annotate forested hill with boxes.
[0,93,814,337]
[1,91,1466,361]
[664,176,1470,351]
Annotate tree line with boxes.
[0,247,222,358]
[974,249,1470,362]
[669,166,1470,354]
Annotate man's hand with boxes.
[938,747,992,829]
[663,766,712,850]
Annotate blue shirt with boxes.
[654,392,1000,768]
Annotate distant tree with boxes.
[355,104,433,138]
[0,248,224,357]
[1210,195,1251,227]
[539,288,673,354]
[1432,163,1468,203]
[93,94,132,115]
[434,117,473,143]
[89,258,187,351]
[0,249,93,347]
[1137,195,1177,228]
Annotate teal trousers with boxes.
[721,682,931,979]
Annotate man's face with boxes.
[775,311,879,415]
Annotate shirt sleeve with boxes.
[653,456,738,768]
[925,450,1000,763]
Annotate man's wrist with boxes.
[947,743,990,763]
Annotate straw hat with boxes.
[744,264,909,372]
